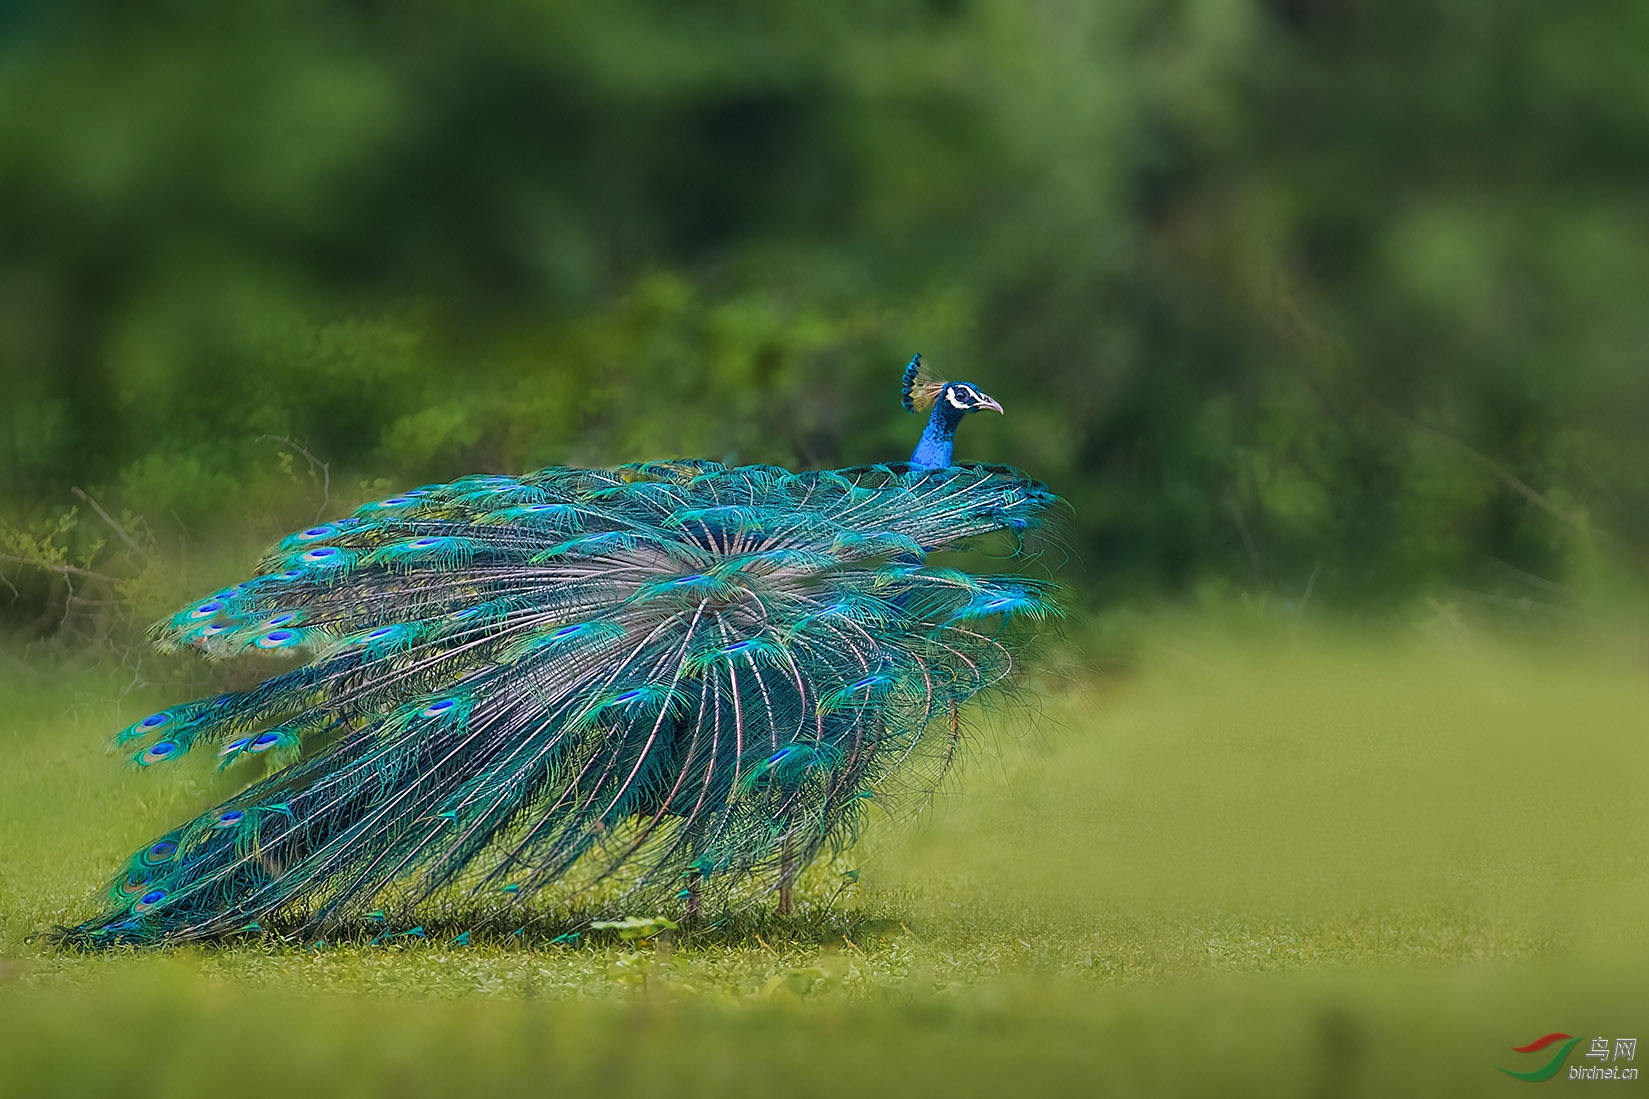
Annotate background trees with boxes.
[3,0,1643,634]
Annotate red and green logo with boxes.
[1498,1033,1582,1082]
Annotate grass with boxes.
[1,620,1646,1096]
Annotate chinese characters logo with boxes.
[1497,1033,1637,1082]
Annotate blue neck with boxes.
[910,403,961,471]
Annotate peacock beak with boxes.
[977,393,1004,414]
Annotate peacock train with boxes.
[63,356,1061,946]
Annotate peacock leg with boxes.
[684,868,702,923]
[943,700,960,773]
[776,836,795,914]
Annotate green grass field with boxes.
[2,622,1645,1096]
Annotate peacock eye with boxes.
[140,740,179,763]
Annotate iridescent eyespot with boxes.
[135,889,167,910]
[410,537,442,548]
[377,496,416,507]
[139,741,179,765]
[138,712,171,730]
[255,629,297,649]
[265,613,297,628]
[613,689,644,703]
[248,732,281,753]
[215,810,244,828]
[199,623,230,637]
[218,738,250,757]
[190,601,224,620]
[145,840,179,863]
[119,873,151,896]
[421,700,457,717]
[296,526,334,541]
[365,626,397,640]
[301,547,339,563]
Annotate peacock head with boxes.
[934,381,1003,420]
[901,354,1003,471]
[900,354,1004,423]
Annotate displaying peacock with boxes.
[64,356,1060,946]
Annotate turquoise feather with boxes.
[63,362,1053,946]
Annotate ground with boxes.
[1,621,1645,1096]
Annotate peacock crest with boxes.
[64,360,1058,946]
[901,353,946,413]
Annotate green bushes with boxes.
[2,1,1643,636]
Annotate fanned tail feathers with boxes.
[66,460,1060,946]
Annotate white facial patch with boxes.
[945,388,970,410]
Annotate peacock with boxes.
[63,356,1060,946]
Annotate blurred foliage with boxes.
[2,0,1646,641]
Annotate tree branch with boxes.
[1379,405,1605,541]
[71,486,147,557]
[260,435,332,523]
[0,552,120,583]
